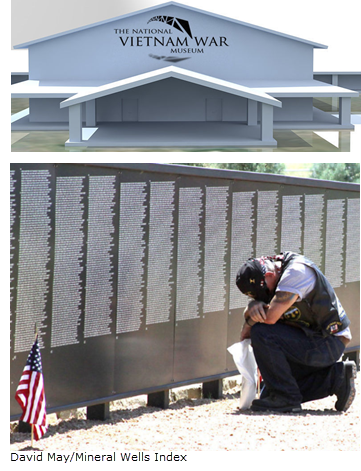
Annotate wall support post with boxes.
[147,390,170,409]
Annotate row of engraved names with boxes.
[10,170,360,352]
[11,172,229,351]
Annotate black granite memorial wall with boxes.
[10,163,360,418]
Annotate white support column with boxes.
[339,97,351,126]
[260,103,274,142]
[86,100,96,127]
[68,103,82,143]
[247,99,258,125]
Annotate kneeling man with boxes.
[236,252,356,413]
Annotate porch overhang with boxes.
[59,66,282,109]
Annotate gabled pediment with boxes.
[60,66,282,109]
[14,2,327,50]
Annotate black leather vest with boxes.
[276,252,350,337]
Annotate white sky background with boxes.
[11,0,361,72]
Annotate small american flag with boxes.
[15,337,48,440]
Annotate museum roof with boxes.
[11,76,358,100]
[10,79,95,98]
[14,2,327,50]
[0,74,359,101]
[237,79,360,98]
[59,66,283,108]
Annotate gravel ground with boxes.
[10,373,359,452]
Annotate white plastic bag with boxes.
[227,340,258,410]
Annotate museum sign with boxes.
[114,14,229,62]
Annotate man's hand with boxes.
[245,300,269,323]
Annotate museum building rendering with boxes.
[11,1,359,148]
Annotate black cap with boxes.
[236,258,271,303]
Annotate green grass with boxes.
[283,163,313,178]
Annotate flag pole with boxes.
[31,323,38,449]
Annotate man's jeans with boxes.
[250,323,346,404]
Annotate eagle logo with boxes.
[148,16,193,38]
